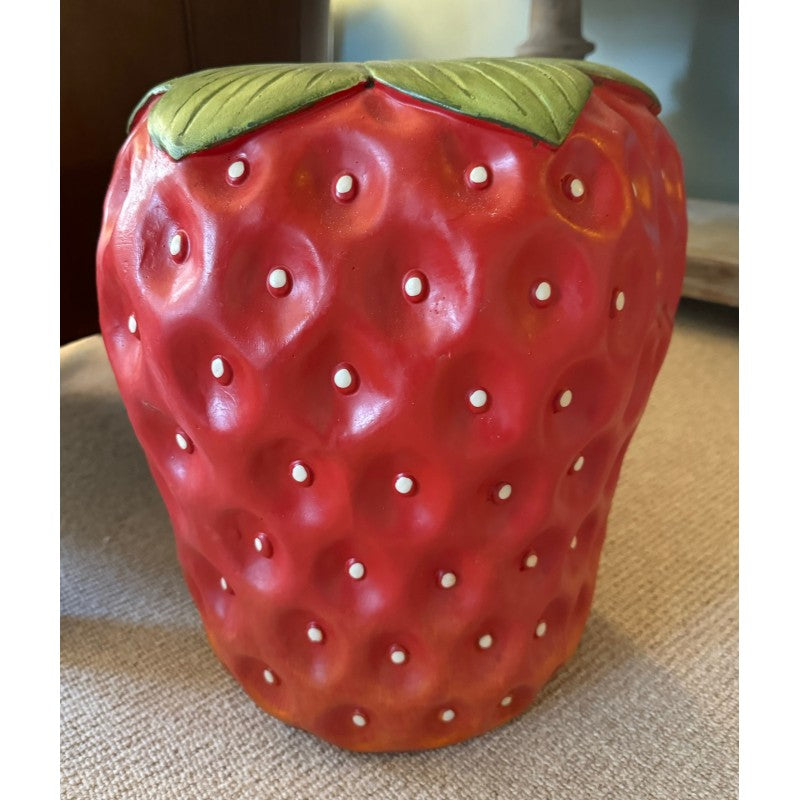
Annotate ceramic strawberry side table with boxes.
[96,58,686,751]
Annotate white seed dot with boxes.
[536,621,547,638]
[439,571,457,589]
[558,389,573,409]
[390,647,407,665]
[292,463,309,484]
[534,281,552,303]
[169,233,184,257]
[478,634,493,650]
[263,668,276,685]
[253,533,273,558]
[307,625,324,643]
[615,290,626,312]
[175,433,189,451]
[572,455,585,473]
[210,357,225,379]
[497,483,512,501]
[440,708,456,723]
[219,576,228,592]
[227,160,246,180]
[334,367,354,390]
[352,712,367,727]
[570,535,578,550]
[394,475,415,495]
[524,553,539,569]
[469,165,489,185]
[568,177,585,198]
[335,174,354,195]
[500,695,513,707]
[468,389,489,410]
[404,275,423,297]
[127,314,138,335]
[348,561,365,580]
[268,268,288,289]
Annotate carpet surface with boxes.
[61,300,738,799]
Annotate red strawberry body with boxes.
[97,60,686,751]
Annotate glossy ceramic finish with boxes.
[97,76,686,751]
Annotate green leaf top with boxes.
[131,58,660,160]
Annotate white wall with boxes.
[331,0,738,202]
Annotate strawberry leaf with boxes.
[133,63,369,160]
[365,58,590,146]
[134,59,659,160]
[366,58,659,145]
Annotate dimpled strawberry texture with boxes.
[97,80,686,752]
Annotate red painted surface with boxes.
[97,81,686,751]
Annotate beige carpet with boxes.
[60,299,738,799]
